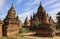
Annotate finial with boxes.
[40,1,42,7]
[40,1,42,5]
[11,3,14,8]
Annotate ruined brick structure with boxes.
[30,2,56,36]
[2,3,22,36]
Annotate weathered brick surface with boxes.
[0,24,2,36]
[30,2,56,36]
[2,3,22,36]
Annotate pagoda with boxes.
[2,3,22,36]
[30,2,56,37]
[24,17,30,28]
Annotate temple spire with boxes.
[9,3,15,11]
[38,1,43,8]
[10,3,15,10]
[37,1,45,14]
[40,1,42,7]
[7,3,16,19]
[12,3,14,8]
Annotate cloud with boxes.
[16,0,23,4]
[43,0,58,6]
[48,8,60,22]
[26,0,41,6]
[18,11,33,23]
[19,11,31,17]
[0,0,6,9]
[48,2,60,9]
[0,0,7,20]
[17,0,60,23]
[24,0,41,11]
[41,0,60,22]
[18,5,38,23]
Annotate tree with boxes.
[56,12,60,29]
[30,16,40,31]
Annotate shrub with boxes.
[19,28,26,33]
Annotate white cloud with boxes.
[18,11,33,23]
[16,0,23,4]
[42,0,60,22]
[18,5,38,23]
[48,8,60,22]
[26,0,41,6]
[43,0,58,6]
[0,0,7,20]
[24,0,41,11]
[48,2,60,9]
[0,0,6,9]
[19,11,31,17]
[17,0,60,23]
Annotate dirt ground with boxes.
[16,32,60,39]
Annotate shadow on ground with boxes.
[56,32,60,36]
[19,33,54,38]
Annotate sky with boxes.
[0,0,60,23]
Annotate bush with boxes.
[19,28,26,33]
[30,26,36,31]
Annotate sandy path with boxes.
[17,32,60,39]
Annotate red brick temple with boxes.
[2,3,22,36]
[30,2,56,37]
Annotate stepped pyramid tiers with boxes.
[3,3,22,36]
[30,2,55,37]
[35,2,49,23]
[24,17,30,27]
[7,3,16,19]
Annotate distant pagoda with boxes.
[30,2,56,37]
[24,17,30,27]
[2,3,22,36]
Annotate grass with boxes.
[0,36,33,39]
[0,37,17,39]
[0,34,34,39]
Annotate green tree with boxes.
[30,17,40,31]
[33,17,40,26]
[56,12,60,29]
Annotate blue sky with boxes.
[0,0,60,23]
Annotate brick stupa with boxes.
[2,3,22,36]
[30,2,56,37]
